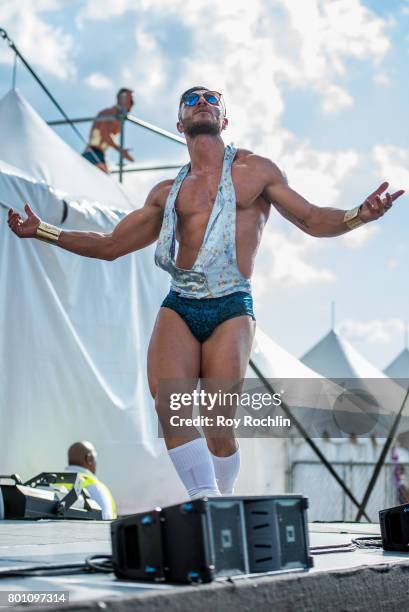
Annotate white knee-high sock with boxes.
[210,448,241,495]
[168,438,221,499]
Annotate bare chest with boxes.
[169,166,270,276]
[174,166,262,222]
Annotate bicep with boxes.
[262,164,315,233]
[109,188,165,258]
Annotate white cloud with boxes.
[0,0,75,80]
[373,145,409,191]
[373,72,392,86]
[282,0,389,80]
[339,318,405,344]
[280,144,360,205]
[78,0,391,128]
[401,1,409,15]
[342,223,380,249]
[126,26,166,93]
[77,0,132,24]
[321,84,353,114]
[253,227,335,296]
[84,73,114,90]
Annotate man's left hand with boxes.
[359,181,405,222]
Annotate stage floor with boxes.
[0,519,408,611]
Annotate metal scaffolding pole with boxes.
[354,385,409,521]
[111,164,183,174]
[47,115,117,126]
[249,359,371,521]
[126,114,186,145]
[47,114,186,146]
[118,94,127,183]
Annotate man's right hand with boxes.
[6,180,168,259]
[8,203,41,239]
[123,149,134,162]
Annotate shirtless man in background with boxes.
[7,86,404,500]
[82,88,135,173]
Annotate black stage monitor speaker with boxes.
[379,503,409,551]
[111,495,313,583]
[0,473,102,520]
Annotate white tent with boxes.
[384,348,409,449]
[238,328,334,494]
[300,328,408,434]
[301,329,387,380]
[384,348,409,382]
[0,91,178,513]
[299,327,404,440]
[2,88,336,512]
[296,326,409,520]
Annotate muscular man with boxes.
[7,86,404,500]
[82,88,135,173]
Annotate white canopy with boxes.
[301,329,388,379]
[300,328,408,438]
[384,348,409,382]
[0,163,176,514]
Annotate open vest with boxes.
[154,144,251,298]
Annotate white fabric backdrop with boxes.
[0,168,188,513]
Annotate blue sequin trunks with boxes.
[82,146,106,165]
[161,290,255,343]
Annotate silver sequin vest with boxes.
[154,145,252,298]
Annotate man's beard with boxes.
[184,118,221,138]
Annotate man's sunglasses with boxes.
[182,91,223,108]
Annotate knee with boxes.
[206,438,238,457]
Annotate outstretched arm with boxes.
[7,180,170,260]
[258,158,404,237]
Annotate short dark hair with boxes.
[117,88,133,101]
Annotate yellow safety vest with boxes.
[61,473,117,519]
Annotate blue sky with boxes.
[0,0,408,370]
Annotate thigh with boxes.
[200,315,256,452]
[147,307,201,398]
[200,315,256,379]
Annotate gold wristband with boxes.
[36,221,62,243]
[344,205,364,230]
